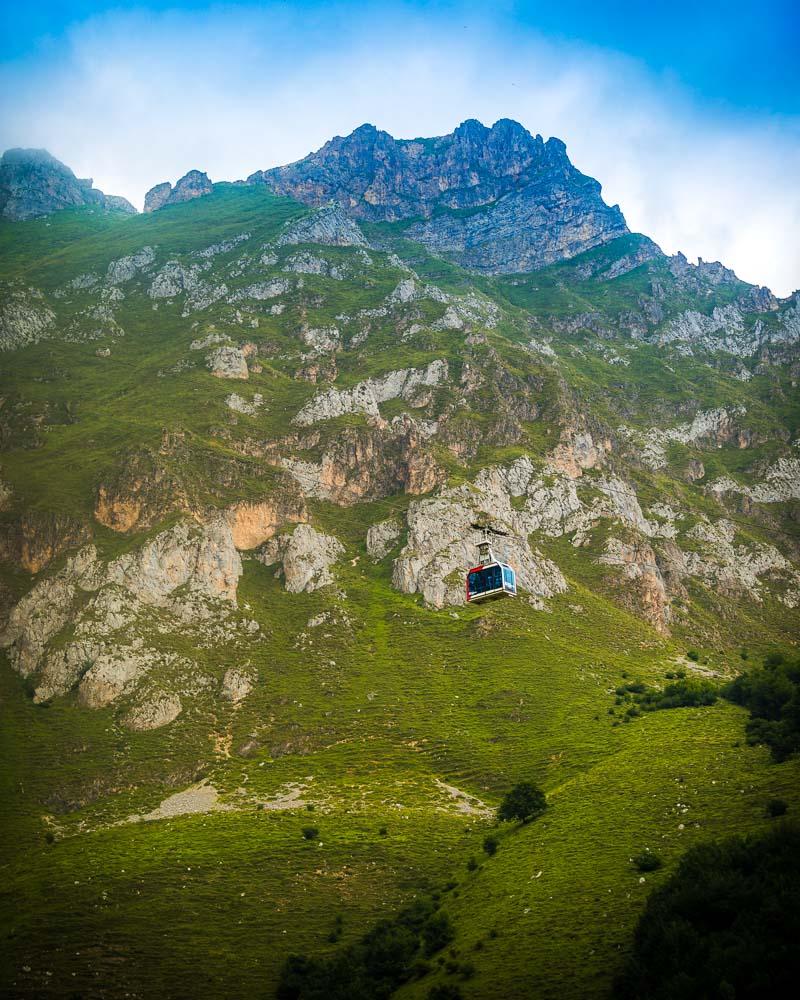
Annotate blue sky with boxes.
[2,1,798,293]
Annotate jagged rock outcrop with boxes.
[367,519,402,561]
[0,284,56,351]
[226,392,264,415]
[548,429,611,479]
[293,360,447,425]
[221,666,255,703]
[679,518,800,602]
[276,204,368,247]
[148,259,228,315]
[143,182,172,213]
[0,518,246,715]
[257,524,344,593]
[655,296,800,358]
[207,346,249,379]
[621,407,748,470]
[248,119,628,273]
[144,170,213,212]
[707,457,800,505]
[0,148,135,220]
[600,538,671,631]
[107,247,156,284]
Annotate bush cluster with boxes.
[617,824,800,998]
[276,898,454,1000]
[723,651,800,761]
[614,677,718,719]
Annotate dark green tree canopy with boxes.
[497,781,547,823]
[617,824,800,999]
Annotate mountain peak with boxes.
[248,118,627,272]
[0,147,135,220]
[144,169,213,213]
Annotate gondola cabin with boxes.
[466,531,517,603]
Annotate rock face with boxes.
[282,415,444,505]
[0,511,90,574]
[224,498,307,550]
[366,519,402,561]
[0,148,135,220]
[276,204,368,247]
[293,360,448,425]
[622,407,749,471]
[258,524,344,593]
[207,346,249,379]
[0,518,246,719]
[144,170,213,212]
[125,694,183,731]
[248,119,628,273]
[0,284,56,351]
[221,666,255,703]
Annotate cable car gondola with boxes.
[465,524,517,603]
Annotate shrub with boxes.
[44,831,55,845]
[466,857,478,872]
[482,834,498,856]
[632,852,662,872]
[497,781,547,824]
[277,897,450,999]
[635,678,718,712]
[687,649,699,661]
[723,653,800,761]
[378,826,388,836]
[616,825,800,998]
[766,798,788,818]
[301,826,319,841]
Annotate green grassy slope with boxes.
[1,191,799,999]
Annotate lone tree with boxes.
[497,781,547,824]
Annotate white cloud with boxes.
[1,3,798,294]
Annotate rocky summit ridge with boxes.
[45,117,629,274]
[248,118,629,273]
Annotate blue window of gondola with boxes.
[468,565,502,595]
[503,566,514,588]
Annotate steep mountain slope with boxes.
[0,129,799,1000]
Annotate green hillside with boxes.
[1,189,798,999]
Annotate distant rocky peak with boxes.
[0,147,136,221]
[144,169,213,213]
[247,118,627,274]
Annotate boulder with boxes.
[258,524,344,593]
